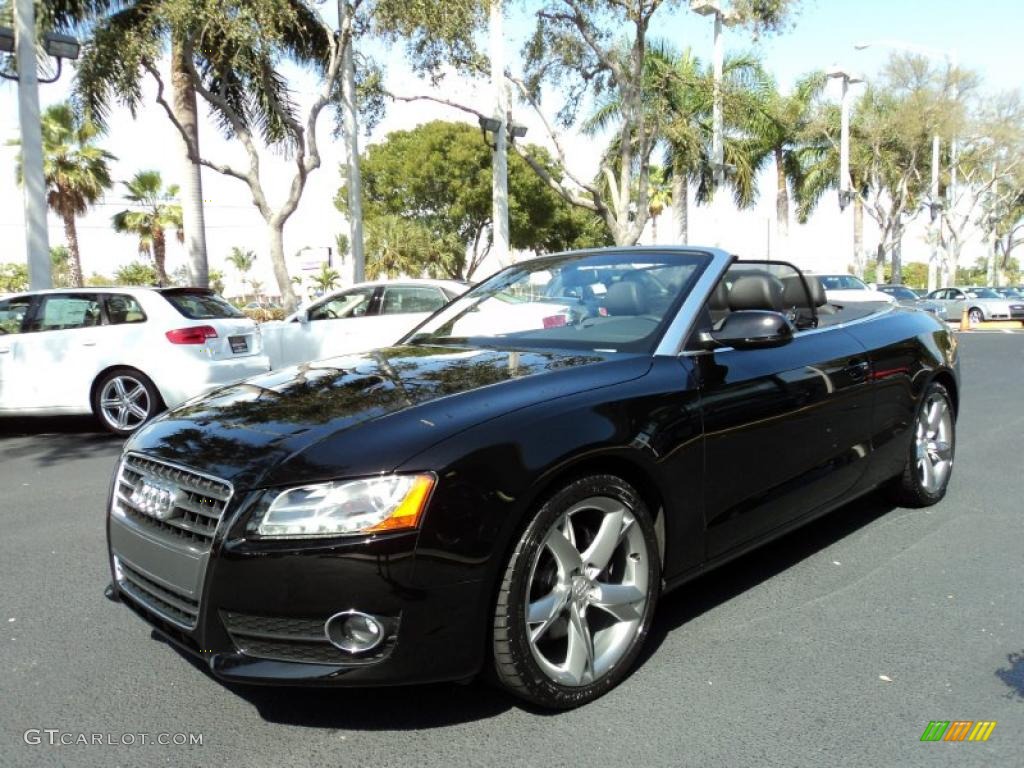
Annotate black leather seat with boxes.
[780,275,827,328]
[728,275,784,312]
[605,281,648,316]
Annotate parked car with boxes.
[875,284,945,317]
[991,286,1024,300]
[0,287,270,435]
[106,247,959,709]
[812,274,897,305]
[924,286,1024,323]
[260,279,468,369]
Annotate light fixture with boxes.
[477,116,501,133]
[43,32,80,61]
[509,123,528,139]
[0,26,14,55]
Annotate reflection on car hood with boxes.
[125,344,651,489]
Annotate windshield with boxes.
[819,275,868,291]
[163,290,245,319]
[405,250,711,352]
[966,288,1000,299]
[880,286,918,300]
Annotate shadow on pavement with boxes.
[638,489,897,666]
[996,650,1024,700]
[0,416,123,466]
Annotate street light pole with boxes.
[15,0,51,290]
[691,1,735,247]
[489,0,510,267]
[339,0,365,284]
[828,68,862,277]
[928,134,940,292]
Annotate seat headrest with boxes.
[605,281,647,316]
[781,275,828,308]
[728,275,783,311]
[709,280,730,311]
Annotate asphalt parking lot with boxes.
[1,333,1022,768]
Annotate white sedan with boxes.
[813,274,897,305]
[0,287,270,434]
[261,279,468,370]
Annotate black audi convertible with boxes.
[105,247,959,709]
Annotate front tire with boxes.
[92,368,164,436]
[967,307,984,325]
[492,475,660,709]
[890,381,955,507]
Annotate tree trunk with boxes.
[672,168,688,244]
[891,220,903,285]
[774,146,789,239]
[650,213,658,245]
[61,208,83,287]
[171,37,209,288]
[153,229,168,285]
[853,195,864,279]
[268,222,298,313]
[875,242,886,279]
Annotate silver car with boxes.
[876,285,945,317]
[925,286,1024,323]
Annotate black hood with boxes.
[126,345,651,490]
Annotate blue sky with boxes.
[0,0,1021,291]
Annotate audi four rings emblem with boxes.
[131,479,178,520]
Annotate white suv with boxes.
[0,287,270,434]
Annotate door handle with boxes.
[82,340,97,347]
[845,359,870,380]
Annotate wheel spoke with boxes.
[544,525,583,576]
[528,588,568,642]
[116,407,130,429]
[931,441,952,461]
[128,403,148,421]
[920,455,935,490]
[590,583,644,623]
[127,384,146,403]
[100,398,120,409]
[927,400,943,432]
[113,378,127,398]
[582,507,626,573]
[565,604,594,685]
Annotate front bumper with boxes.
[107,487,488,687]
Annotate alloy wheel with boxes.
[99,375,152,432]
[915,392,953,494]
[524,495,649,687]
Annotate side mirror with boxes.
[707,310,794,350]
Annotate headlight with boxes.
[252,474,435,538]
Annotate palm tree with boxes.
[310,262,340,293]
[8,103,115,287]
[226,247,257,301]
[742,70,828,238]
[646,165,671,244]
[112,170,183,285]
[584,44,766,244]
[74,0,335,298]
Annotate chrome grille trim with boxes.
[113,453,233,550]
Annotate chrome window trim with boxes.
[653,248,735,357]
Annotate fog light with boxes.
[325,610,384,653]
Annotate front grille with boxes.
[118,559,200,627]
[113,454,232,552]
[222,611,394,665]
[111,453,233,630]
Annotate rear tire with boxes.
[492,475,660,709]
[967,307,984,324]
[890,381,955,507]
[91,368,164,436]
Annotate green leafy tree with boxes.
[208,269,226,295]
[310,262,341,293]
[50,246,73,288]
[84,273,115,286]
[337,120,610,279]
[112,170,183,285]
[7,103,115,287]
[226,246,256,300]
[0,263,29,293]
[115,261,158,285]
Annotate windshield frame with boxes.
[401,248,716,354]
